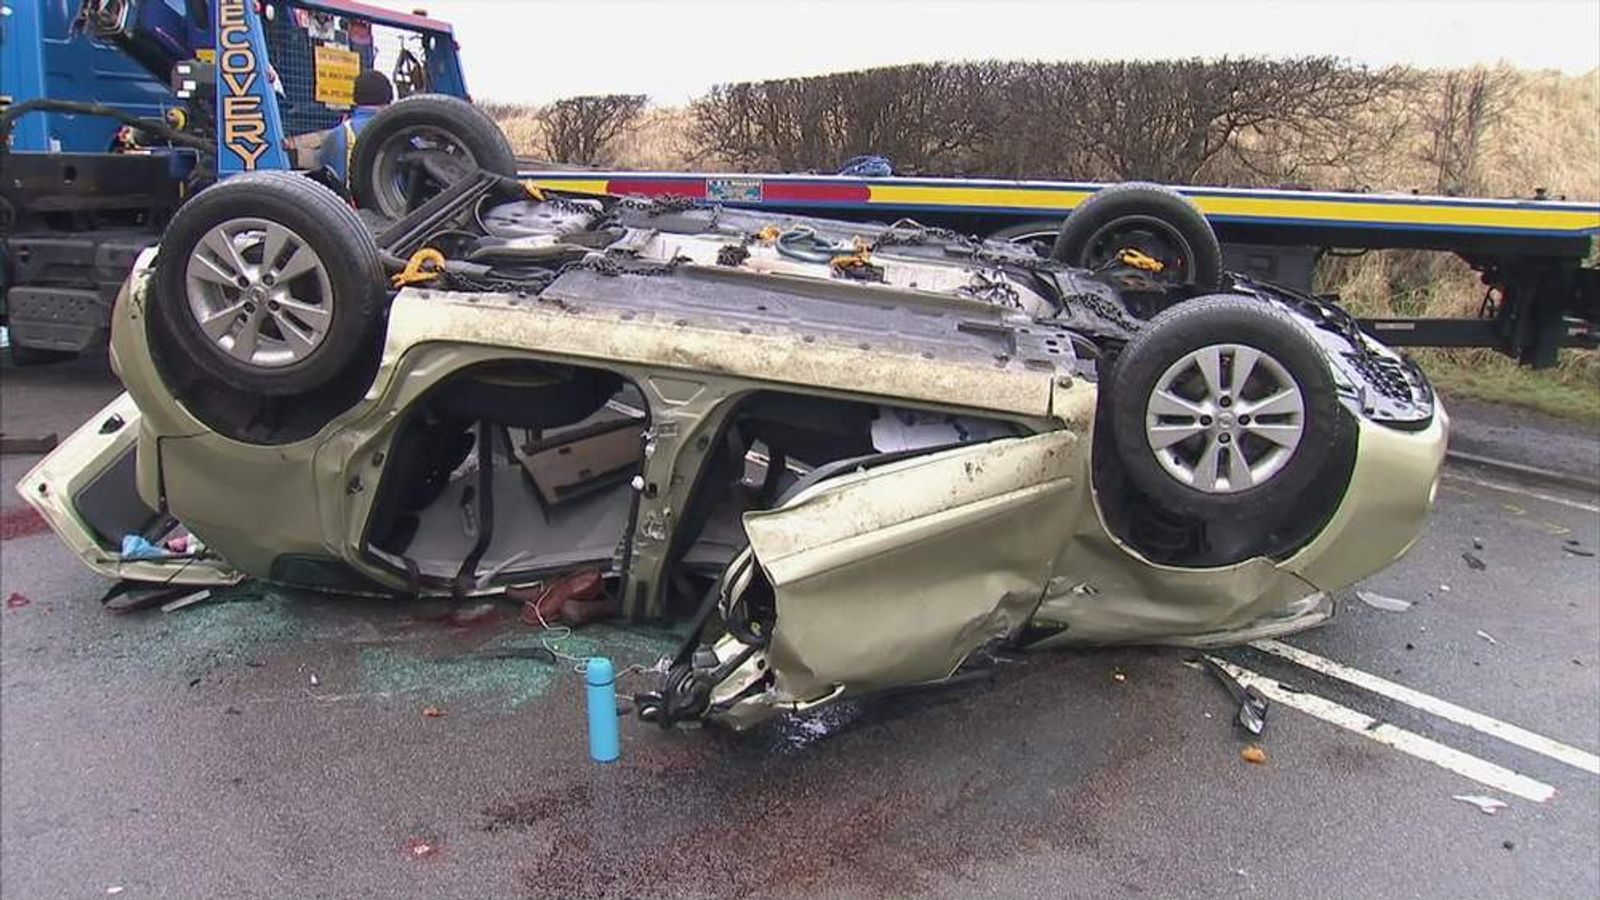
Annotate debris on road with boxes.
[1472,537,1484,550]
[1462,552,1487,571]
[160,589,213,613]
[512,569,614,627]
[404,837,441,859]
[1439,584,1451,593]
[1241,745,1268,764]
[309,673,321,687]
[104,887,124,896]
[1356,590,1413,612]
[1201,657,1269,735]
[6,592,31,610]
[1476,630,1499,645]
[1111,669,1127,683]
[1562,540,1595,558]
[1453,794,1508,815]
[423,706,447,718]
[443,602,500,626]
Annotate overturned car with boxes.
[19,98,1445,729]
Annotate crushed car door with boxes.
[710,429,1087,723]
[16,393,243,587]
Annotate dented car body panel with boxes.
[23,200,1446,728]
[738,431,1084,702]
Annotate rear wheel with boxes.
[350,94,516,219]
[151,172,386,396]
[1052,183,1223,291]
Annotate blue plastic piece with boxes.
[120,534,168,559]
[585,657,620,763]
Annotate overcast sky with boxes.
[378,0,1600,105]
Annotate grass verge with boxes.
[1417,349,1600,425]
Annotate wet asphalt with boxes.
[1,356,1597,899]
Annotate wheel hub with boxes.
[183,217,335,369]
[1143,343,1307,494]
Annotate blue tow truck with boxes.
[1,0,466,362]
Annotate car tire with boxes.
[150,171,386,396]
[350,94,517,219]
[1107,294,1349,519]
[1051,183,1223,291]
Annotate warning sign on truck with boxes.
[313,44,361,108]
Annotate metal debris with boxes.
[1355,590,1413,612]
[1201,657,1269,735]
[1462,552,1487,571]
[160,589,213,613]
[1453,794,1508,815]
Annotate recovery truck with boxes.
[0,0,465,362]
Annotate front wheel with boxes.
[1107,294,1349,519]
[150,172,386,396]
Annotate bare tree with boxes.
[1413,68,1517,195]
[691,58,1404,184]
[1012,58,1407,185]
[537,94,649,165]
[690,63,1011,174]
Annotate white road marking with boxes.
[1442,471,1600,514]
[1208,657,1557,803]
[1254,640,1600,777]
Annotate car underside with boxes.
[19,97,1447,729]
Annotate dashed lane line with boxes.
[1253,640,1600,777]
[1442,471,1600,515]
[1208,657,1557,803]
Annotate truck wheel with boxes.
[1052,183,1223,291]
[350,94,517,219]
[1107,295,1348,519]
[150,172,385,396]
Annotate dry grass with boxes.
[485,66,1600,419]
